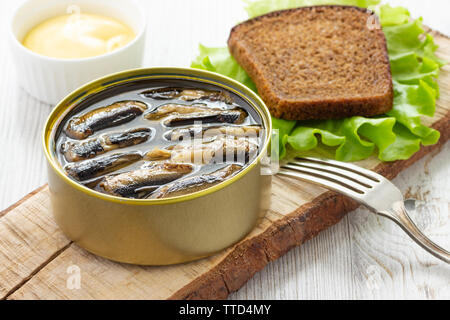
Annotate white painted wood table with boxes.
[0,0,448,300]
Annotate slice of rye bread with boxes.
[228,5,394,120]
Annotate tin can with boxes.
[43,67,272,265]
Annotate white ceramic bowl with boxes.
[9,0,147,105]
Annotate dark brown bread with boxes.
[228,6,394,120]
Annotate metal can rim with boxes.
[42,67,272,206]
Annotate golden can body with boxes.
[43,68,272,265]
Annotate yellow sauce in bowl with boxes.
[22,13,136,59]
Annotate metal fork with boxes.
[279,157,450,264]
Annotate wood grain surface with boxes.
[0,0,449,300]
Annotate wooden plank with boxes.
[1,26,449,301]
[0,187,70,298]
[349,150,450,300]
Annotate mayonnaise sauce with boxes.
[22,13,136,59]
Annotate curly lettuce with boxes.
[243,0,380,17]
[191,0,443,162]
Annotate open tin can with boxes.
[43,67,272,265]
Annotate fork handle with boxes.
[379,202,450,264]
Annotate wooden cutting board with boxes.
[1,30,449,300]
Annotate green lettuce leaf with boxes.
[191,0,444,162]
[378,4,409,26]
[285,117,397,161]
[191,45,257,92]
[272,117,297,158]
[243,0,380,18]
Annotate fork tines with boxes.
[279,157,450,264]
[279,157,383,198]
